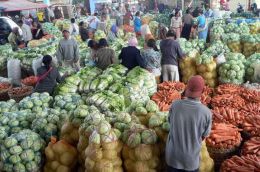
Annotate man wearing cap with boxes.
[166,75,212,172]
[56,29,80,71]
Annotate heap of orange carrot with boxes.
[200,86,213,106]
[212,107,244,126]
[206,123,242,149]
[242,115,260,137]
[241,89,260,104]
[241,103,260,116]
[211,94,246,109]
[242,137,260,156]
[221,155,260,172]
[215,83,243,95]
[151,81,184,111]
[21,76,38,87]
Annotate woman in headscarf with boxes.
[119,37,143,70]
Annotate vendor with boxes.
[8,27,23,51]
[33,23,45,40]
[34,55,66,95]
[197,9,208,41]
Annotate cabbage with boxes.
[145,100,159,113]
[89,130,101,144]
[98,121,111,135]
[141,129,157,144]
[127,132,141,148]
[135,106,148,115]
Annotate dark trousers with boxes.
[167,165,199,172]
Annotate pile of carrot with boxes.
[200,86,213,106]
[21,76,38,87]
[242,137,260,156]
[151,89,181,111]
[241,103,260,116]
[242,115,260,137]
[212,107,244,126]
[221,155,260,172]
[158,81,186,93]
[206,123,242,149]
[123,25,134,32]
[43,34,54,39]
[241,89,260,104]
[211,94,246,109]
[215,84,243,95]
[0,82,11,91]
[9,87,32,96]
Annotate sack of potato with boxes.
[241,34,256,57]
[180,56,197,84]
[84,122,123,172]
[200,141,214,172]
[44,138,78,172]
[196,60,218,87]
[121,123,160,172]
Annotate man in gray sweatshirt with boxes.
[56,29,80,71]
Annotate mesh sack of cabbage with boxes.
[121,123,160,172]
[148,112,170,171]
[0,129,45,172]
[76,107,105,170]
[44,138,78,172]
[243,53,260,82]
[19,92,53,112]
[130,100,160,127]
[200,141,214,172]
[84,123,123,172]
[60,105,97,146]
[218,53,246,85]
[241,34,257,57]
[196,59,218,87]
[31,108,65,142]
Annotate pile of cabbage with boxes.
[0,100,18,113]
[94,30,106,41]
[218,53,246,84]
[178,38,205,55]
[0,130,45,172]
[148,112,170,132]
[210,25,225,41]
[19,93,53,112]
[0,44,13,69]
[55,75,81,95]
[244,53,260,82]
[53,94,83,114]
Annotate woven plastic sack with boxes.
[7,59,21,85]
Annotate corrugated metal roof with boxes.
[0,0,48,12]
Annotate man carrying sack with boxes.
[56,29,80,71]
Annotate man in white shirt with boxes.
[17,20,32,44]
[87,13,100,31]
[69,18,79,35]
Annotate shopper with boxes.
[115,7,124,27]
[17,20,33,45]
[69,18,79,35]
[54,7,63,19]
[124,8,133,25]
[88,40,98,62]
[107,24,118,43]
[166,75,212,172]
[197,9,208,41]
[87,13,100,31]
[134,11,142,37]
[33,23,45,40]
[160,30,185,81]
[170,11,182,39]
[95,38,116,70]
[97,15,107,34]
[79,21,88,41]
[141,39,161,83]
[141,18,152,39]
[158,24,168,40]
[181,8,193,40]
[56,29,80,71]
[31,21,38,36]
[204,4,213,18]
[8,27,23,51]
[35,55,66,95]
[119,37,142,70]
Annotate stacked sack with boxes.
[222,33,242,53]
[44,138,78,172]
[60,104,90,146]
[256,34,260,53]
[180,49,199,83]
[84,121,123,172]
[122,123,160,172]
[196,59,218,87]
